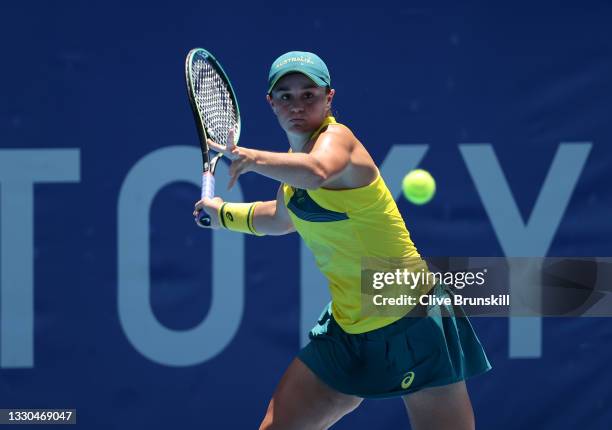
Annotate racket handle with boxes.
[196,172,215,227]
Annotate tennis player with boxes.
[194,51,491,430]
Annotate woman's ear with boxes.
[326,88,336,108]
[266,94,276,113]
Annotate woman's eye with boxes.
[304,92,314,99]
[281,94,290,101]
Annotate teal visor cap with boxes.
[267,51,331,94]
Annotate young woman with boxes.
[194,51,491,430]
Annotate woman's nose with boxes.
[289,101,305,112]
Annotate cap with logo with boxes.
[267,51,331,94]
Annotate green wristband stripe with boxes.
[219,203,228,229]
[246,203,256,234]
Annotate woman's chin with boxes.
[286,121,313,133]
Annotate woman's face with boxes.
[267,73,335,135]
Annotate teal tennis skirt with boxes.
[298,283,492,398]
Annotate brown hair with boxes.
[325,87,335,118]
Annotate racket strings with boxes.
[192,58,239,147]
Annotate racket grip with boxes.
[196,172,215,227]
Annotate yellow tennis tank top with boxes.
[283,117,423,334]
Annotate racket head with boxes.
[185,48,241,172]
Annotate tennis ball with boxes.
[402,169,436,205]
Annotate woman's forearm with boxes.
[249,149,327,189]
[252,199,295,236]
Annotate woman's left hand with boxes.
[206,128,257,190]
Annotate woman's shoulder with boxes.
[315,122,356,149]
[306,121,353,153]
[326,121,355,138]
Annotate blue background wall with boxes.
[1,2,611,428]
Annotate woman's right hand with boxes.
[193,196,224,229]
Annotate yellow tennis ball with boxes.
[402,169,436,205]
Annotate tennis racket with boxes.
[185,48,241,227]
